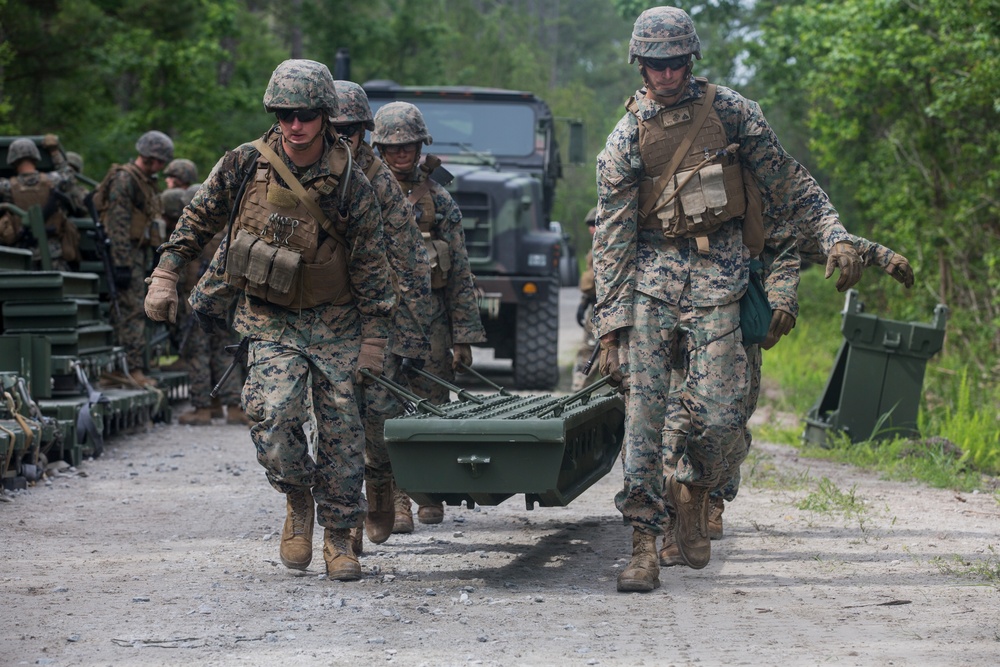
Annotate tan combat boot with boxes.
[417,502,444,525]
[666,474,710,569]
[279,489,314,570]
[392,489,414,534]
[658,514,685,567]
[226,404,253,425]
[708,496,725,540]
[364,478,395,544]
[178,407,213,426]
[617,529,660,593]
[324,528,362,581]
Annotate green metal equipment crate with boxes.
[384,374,626,510]
[0,271,100,303]
[0,246,32,271]
[804,290,947,445]
[0,333,52,399]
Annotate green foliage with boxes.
[921,368,1000,475]
[0,0,284,178]
[799,431,988,492]
[750,0,1000,362]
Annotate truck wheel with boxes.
[512,283,559,390]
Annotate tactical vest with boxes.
[10,173,80,263]
[93,162,164,247]
[400,160,450,289]
[632,83,761,254]
[223,139,353,309]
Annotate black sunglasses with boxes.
[642,55,690,72]
[335,123,364,138]
[275,108,323,123]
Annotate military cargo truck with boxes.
[364,82,583,390]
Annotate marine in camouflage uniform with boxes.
[144,60,396,582]
[594,6,863,592]
[331,81,433,548]
[0,137,82,271]
[656,230,914,566]
[571,207,600,392]
[162,180,250,427]
[95,130,173,383]
[372,101,487,527]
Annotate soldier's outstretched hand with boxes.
[825,241,863,292]
[885,252,915,289]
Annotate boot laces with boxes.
[328,529,351,554]
[289,493,312,535]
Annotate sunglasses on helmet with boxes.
[642,55,690,72]
[275,108,323,123]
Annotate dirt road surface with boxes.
[4,288,999,666]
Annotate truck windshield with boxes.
[368,100,536,158]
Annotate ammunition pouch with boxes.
[424,234,451,290]
[225,223,351,309]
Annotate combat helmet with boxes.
[371,102,433,146]
[628,6,702,63]
[584,207,598,225]
[263,59,338,118]
[135,130,175,163]
[7,138,41,166]
[66,151,84,173]
[164,158,198,186]
[160,187,193,221]
[331,81,375,131]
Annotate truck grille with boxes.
[453,192,491,260]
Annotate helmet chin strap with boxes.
[640,64,693,101]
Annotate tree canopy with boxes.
[0,0,996,368]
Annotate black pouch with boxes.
[740,258,771,345]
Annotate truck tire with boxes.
[512,282,559,390]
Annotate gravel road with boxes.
[3,288,998,666]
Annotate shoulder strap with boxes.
[251,138,348,247]
[364,156,382,182]
[406,154,442,206]
[638,84,717,221]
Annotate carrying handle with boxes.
[359,369,447,417]
[530,376,614,417]
[454,361,510,396]
[408,366,485,404]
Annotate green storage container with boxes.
[385,390,625,509]
[804,290,948,445]
[0,246,33,271]
[0,334,52,399]
[3,299,80,331]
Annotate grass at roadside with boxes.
[931,546,1000,589]
[756,267,1000,492]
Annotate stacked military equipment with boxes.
[0,136,189,488]
[378,369,626,509]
